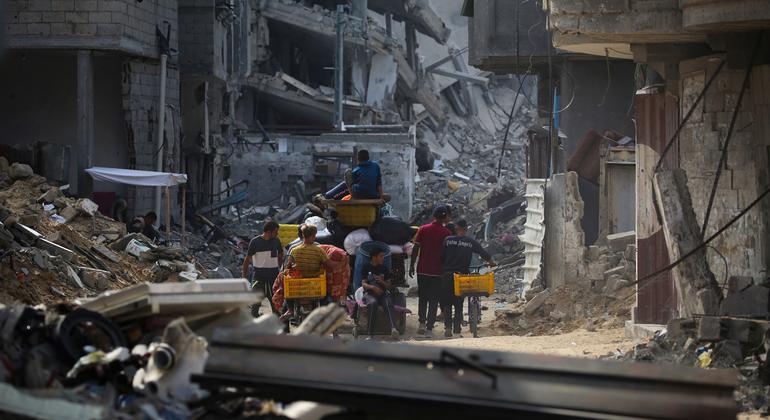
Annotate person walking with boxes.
[441,219,496,338]
[409,205,451,337]
[242,221,283,316]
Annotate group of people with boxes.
[240,148,495,339]
[410,205,496,338]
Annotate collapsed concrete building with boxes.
[465,0,770,330]
[1,0,526,226]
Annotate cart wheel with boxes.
[469,297,479,338]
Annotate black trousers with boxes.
[441,273,463,332]
[417,274,442,330]
[366,292,396,336]
[250,268,279,315]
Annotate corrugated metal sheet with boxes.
[634,92,679,324]
[520,178,546,291]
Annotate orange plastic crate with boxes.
[453,272,494,297]
[284,272,327,299]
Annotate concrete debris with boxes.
[612,313,770,414]
[8,163,33,180]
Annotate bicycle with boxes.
[453,264,495,338]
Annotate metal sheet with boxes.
[195,334,737,420]
[635,92,679,324]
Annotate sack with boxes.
[370,217,414,245]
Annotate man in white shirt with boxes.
[242,221,283,315]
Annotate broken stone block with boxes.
[726,276,753,296]
[667,318,697,345]
[0,157,8,173]
[79,268,111,290]
[603,265,626,279]
[607,231,635,253]
[719,285,769,318]
[524,289,551,315]
[624,244,637,262]
[36,187,62,204]
[58,206,78,223]
[75,198,99,217]
[587,245,602,261]
[697,316,722,341]
[53,197,69,209]
[8,163,33,180]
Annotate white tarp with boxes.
[85,167,187,187]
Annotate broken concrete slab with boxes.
[720,285,769,318]
[91,245,120,264]
[81,279,258,323]
[624,321,666,340]
[698,316,722,341]
[653,169,721,317]
[524,289,551,315]
[607,231,635,253]
[78,267,112,291]
[36,187,62,204]
[58,206,78,223]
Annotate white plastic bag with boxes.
[343,228,372,255]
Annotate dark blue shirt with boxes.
[351,160,382,199]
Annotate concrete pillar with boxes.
[653,169,721,317]
[76,50,94,196]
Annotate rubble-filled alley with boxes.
[0,0,770,419]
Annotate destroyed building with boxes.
[466,0,770,330]
[1,0,181,218]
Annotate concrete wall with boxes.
[544,171,588,288]
[559,60,636,157]
[122,57,181,216]
[678,57,770,279]
[5,0,178,57]
[0,51,127,196]
[228,132,416,220]
[467,0,551,73]
[179,0,228,80]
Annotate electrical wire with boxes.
[627,183,770,297]
[597,48,611,108]
[701,30,764,238]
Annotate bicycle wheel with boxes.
[469,297,479,338]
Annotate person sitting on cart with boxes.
[288,224,345,278]
[350,149,383,200]
[361,249,399,339]
[441,219,497,338]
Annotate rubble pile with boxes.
[0,158,211,306]
[0,277,349,419]
[490,240,637,336]
[608,299,770,415]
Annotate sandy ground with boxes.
[411,327,633,358]
[255,274,638,358]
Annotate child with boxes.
[361,249,399,339]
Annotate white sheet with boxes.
[86,167,187,187]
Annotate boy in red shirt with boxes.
[409,205,451,336]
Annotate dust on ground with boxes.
[414,327,634,358]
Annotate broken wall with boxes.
[228,132,416,219]
[678,57,770,280]
[0,52,130,197]
[543,171,590,288]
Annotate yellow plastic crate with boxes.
[284,272,327,299]
[335,204,378,227]
[453,272,494,297]
[278,224,300,248]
